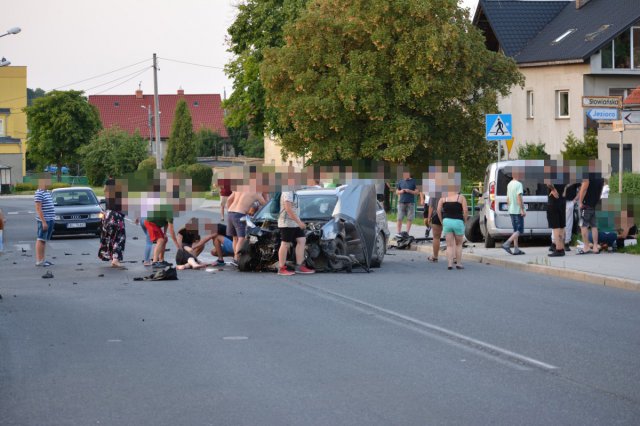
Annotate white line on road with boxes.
[291,282,558,371]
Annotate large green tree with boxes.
[260,0,523,178]
[224,0,309,151]
[194,128,223,157]
[78,127,148,186]
[164,99,196,168]
[25,90,102,181]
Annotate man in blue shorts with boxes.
[209,223,234,266]
[34,175,55,266]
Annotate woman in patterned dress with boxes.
[98,178,127,268]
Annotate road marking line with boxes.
[292,283,558,371]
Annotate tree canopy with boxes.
[260,0,523,178]
[561,130,598,160]
[164,99,196,168]
[25,90,102,181]
[224,0,309,155]
[78,127,148,186]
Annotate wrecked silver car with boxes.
[238,184,389,272]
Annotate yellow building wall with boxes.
[0,66,28,179]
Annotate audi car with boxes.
[52,187,104,237]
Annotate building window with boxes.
[556,90,569,118]
[193,101,199,107]
[114,102,120,107]
[0,117,5,137]
[526,90,534,118]
[601,27,640,69]
[609,88,636,100]
[608,144,632,174]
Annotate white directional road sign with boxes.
[486,114,512,140]
[587,108,618,121]
[582,96,622,108]
[622,111,640,124]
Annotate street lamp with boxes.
[0,26,21,67]
[0,27,21,38]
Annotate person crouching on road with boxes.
[175,218,215,270]
[277,191,315,276]
[208,222,234,267]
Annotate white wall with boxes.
[498,63,590,157]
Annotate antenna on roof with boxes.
[138,81,142,90]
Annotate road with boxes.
[1,198,640,425]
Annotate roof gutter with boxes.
[517,58,586,68]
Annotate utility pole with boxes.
[153,53,162,169]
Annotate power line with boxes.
[158,57,225,70]
[91,67,151,96]
[84,66,151,94]
[0,57,151,105]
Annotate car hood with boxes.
[332,184,377,269]
[54,204,102,214]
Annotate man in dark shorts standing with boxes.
[396,171,418,237]
[546,181,566,257]
[578,168,604,254]
[225,185,266,266]
[277,190,315,276]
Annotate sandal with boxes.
[577,249,592,255]
[428,256,438,263]
[456,265,465,270]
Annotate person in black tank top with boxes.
[437,191,468,270]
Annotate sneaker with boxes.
[501,243,512,254]
[143,261,152,267]
[564,246,571,252]
[548,243,556,252]
[295,264,315,274]
[548,250,565,257]
[395,233,403,239]
[229,259,238,267]
[159,260,172,266]
[36,260,54,267]
[216,259,226,267]
[513,249,525,255]
[278,266,295,276]
[151,261,165,268]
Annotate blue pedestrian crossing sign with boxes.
[486,114,512,140]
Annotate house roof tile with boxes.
[88,93,228,139]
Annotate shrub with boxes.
[49,182,71,189]
[14,183,37,191]
[137,157,157,171]
[516,142,549,160]
[609,173,640,196]
[186,164,213,192]
[561,130,598,160]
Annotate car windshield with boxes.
[253,193,339,222]
[53,190,97,206]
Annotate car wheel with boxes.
[483,218,495,248]
[328,238,347,271]
[465,215,483,243]
[237,240,258,272]
[370,231,386,268]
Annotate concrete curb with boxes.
[412,244,640,292]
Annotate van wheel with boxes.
[484,232,495,248]
[465,215,483,243]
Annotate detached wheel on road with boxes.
[370,231,386,268]
[465,215,483,243]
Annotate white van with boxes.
[478,160,551,248]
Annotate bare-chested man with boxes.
[226,184,266,266]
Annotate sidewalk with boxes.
[391,220,640,292]
[197,199,639,291]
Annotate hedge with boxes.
[14,182,71,192]
[167,163,212,192]
[137,157,157,171]
[609,173,640,196]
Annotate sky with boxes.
[3,0,479,98]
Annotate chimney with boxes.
[177,87,184,96]
[576,0,591,9]
[135,89,143,99]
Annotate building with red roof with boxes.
[89,88,228,159]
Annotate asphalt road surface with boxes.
[1,198,640,425]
